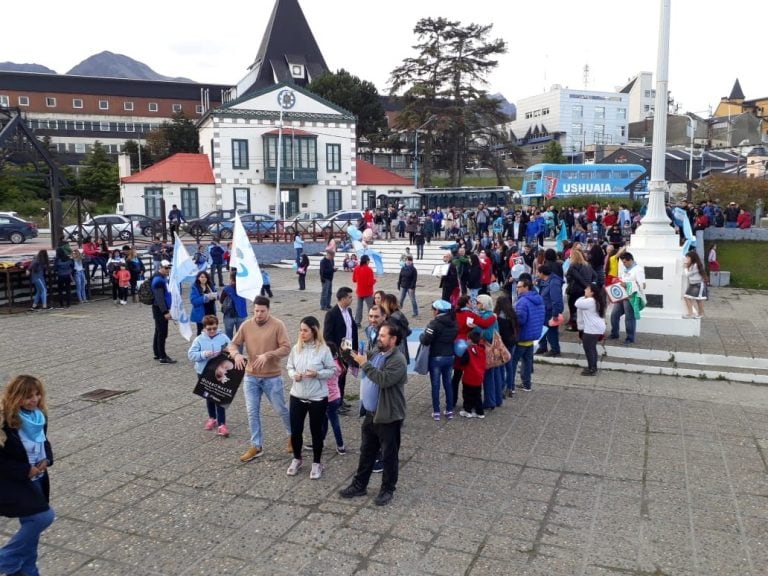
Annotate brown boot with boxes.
[286,437,293,454]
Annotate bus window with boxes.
[524,170,542,181]
[596,170,612,179]
[580,171,594,179]
[561,170,579,180]
[612,170,629,179]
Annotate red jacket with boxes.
[455,308,497,342]
[479,256,493,284]
[462,343,486,387]
[737,211,752,229]
[352,263,375,297]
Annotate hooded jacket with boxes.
[420,312,458,357]
[515,290,546,342]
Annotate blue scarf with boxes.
[19,408,46,443]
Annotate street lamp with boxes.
[413,115,436,188]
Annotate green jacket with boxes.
[359,348,407,424]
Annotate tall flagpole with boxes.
[275,106,283,219]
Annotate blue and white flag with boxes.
[672,207,696,255]
[229,213,263,301]
[169,236,199,341]
[555,222,568,253]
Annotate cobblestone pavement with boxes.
[0,268,766,576]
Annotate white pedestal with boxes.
[627,227,701,337]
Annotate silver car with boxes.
[63,214,134,242]
[285,211,324,234]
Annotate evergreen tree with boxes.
[77,142,119,205]
[542,141,566,164]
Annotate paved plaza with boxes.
[0,267,766,575]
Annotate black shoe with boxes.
[535,349,548,356]
[159,357,177,364]
[339,484,367,499]
[153,356,160,360]
[544,351,561,357]
[372,460,383,473]
[374,490,394,506]
[581,368,596,376]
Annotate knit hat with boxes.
[431,299,452,312]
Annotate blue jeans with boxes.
[31,275,47,307]
[502,345,516,393]
[206,398,226,424]
[243,374,291,448]
[510,344,534,391]
[483,367,504,408]
[223,316,245,340]
[540,315,561,353]
[320,279,333,310]
[428,355,454,413]
[610,299,636,342]
[322,397,344,448]
[74,269,87,302]
[0,483,55,576]
[398,287,418,316]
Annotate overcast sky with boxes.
[4,0,766,116]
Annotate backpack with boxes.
[221,291,236,318]
[714,209,725,227]
[138,278,155,305]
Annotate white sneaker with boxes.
[120,300,127,305]
[459,410,476,418]
[310,463,323,480]
[286,458,302,476]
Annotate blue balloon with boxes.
[454,339,468,357]
[347,225,363,242]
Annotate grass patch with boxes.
[709,241,768,289]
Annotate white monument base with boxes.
[625,225,701,337]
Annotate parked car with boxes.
[122,213,162,237]
[183,209,247,238]
[285,211,324,234]
[317,210,365,234]
[212,213,279,239]
[63,214,134,242]
[0,215,38,244]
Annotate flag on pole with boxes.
[169,236,199,341]
[229,213,263,301]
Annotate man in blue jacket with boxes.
[535,263,564,357]
[509,275,545,393]
[151,260,176,364]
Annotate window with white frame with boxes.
[98,100,109,110]
[74,121,85,131]
[18,96,29,106]
[72,98,83,108]
[572,123,583,136]
[195,105,203,114]
[126,123,135,132]
[172,104,182,113]
[124,101,134,111]
[572,104,583,119]
[75,143,86,153]
[46,97,56,107]
[100,121,110,132]
[48,120,58,130]
[594,106,605,120]
[617,107,627,121]
[148,102,158,112]
[0,95,8,106]
[326,143,341,172]
[232,140,249,169]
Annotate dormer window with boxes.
[290,64,305,79]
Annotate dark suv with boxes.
[183,209,247,238]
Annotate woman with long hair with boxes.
[28,250,50,311]
[575,283,606,375]
[494,294,519,398]
[565,246,595,331]
[588,243,607,288]
[286,316,336,479]
[683,249,709,319]
[382,294,410,362]
[190,270,217,335]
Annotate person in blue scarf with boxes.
[0,375,55,576]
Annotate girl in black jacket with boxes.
[0,375,55,576]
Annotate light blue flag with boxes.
[169,236,199,341]
[229,213,263,301]
[672,207,696,254]
[555,223,568,253]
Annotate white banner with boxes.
[170,236,199,341]
[229,213,263,302]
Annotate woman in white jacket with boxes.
[286,316,336,479]
[575,283,607,376]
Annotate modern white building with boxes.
[616,71,656,123]
[504,85,630,162]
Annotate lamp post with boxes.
[413,115,436,188]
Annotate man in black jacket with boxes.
[319,250,336,311]
[151,260,176,364]
[324,287,358,412]
[397,255,419,317]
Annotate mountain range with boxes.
[0,51,194,82]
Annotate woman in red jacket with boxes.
[736,209,752,229]
[352,254,376,325]
[451,295,497,407]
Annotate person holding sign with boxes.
[187,315,232,437]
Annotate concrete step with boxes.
[535,341,768,384]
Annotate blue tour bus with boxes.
[521,164,648,202]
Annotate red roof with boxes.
[356,159,412,186]
[121,153,215,184]
[263,127,315,136]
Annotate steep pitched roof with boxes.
[242,0,329,96]
[121,153,214,184]
[729,78,745,100]
[356,159,412,186]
